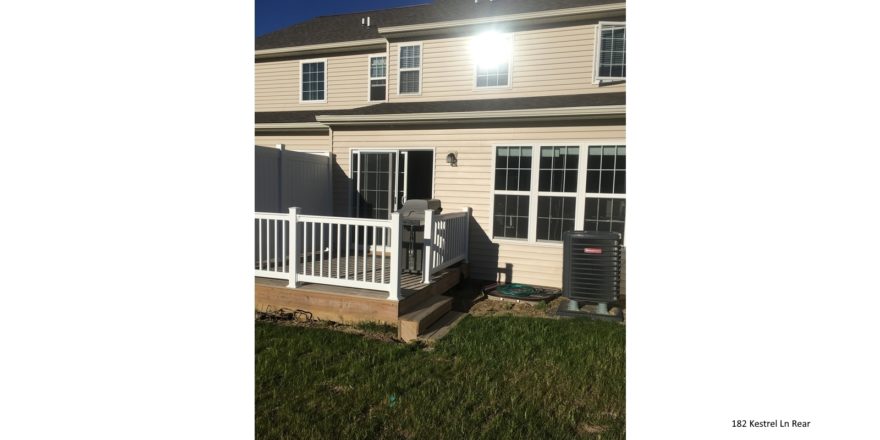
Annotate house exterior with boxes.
[255,0,626,290]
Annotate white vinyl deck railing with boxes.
[423,208,471,283]
[255,207,470,300]
[254,212,290,279]
[296,211,401,299]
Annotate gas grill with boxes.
[398,199,442,274]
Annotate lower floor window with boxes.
[536,196,575,241]
[491,143,626,244]
[493,194,529,239]
[584,197,626,239]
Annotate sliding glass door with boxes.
[352,150,434,219]
[353,151,398,219]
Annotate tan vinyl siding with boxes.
[331,122,625,288]
[389,22,624,103]
[255,132,330,152]
[256,51,386,111]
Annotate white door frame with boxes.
[349,147,436,217]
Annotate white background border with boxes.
[1,0,879,438]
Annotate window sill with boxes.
[592,78,626,85]
[473,85,512,91]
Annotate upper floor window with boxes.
[398,44,422,94]
[595,23,626,81]
[300,59,326,102]
[471,33,512,88]
[369,55,387,101]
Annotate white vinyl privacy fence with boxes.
[255,145,331,215]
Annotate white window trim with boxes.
[367,53,388,102]
[592,21,626,84]
[299,58,328,104]
[472,33,514,90]
[397,42,423,96]
[489,141,627,246]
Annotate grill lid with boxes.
[398,199,442,221]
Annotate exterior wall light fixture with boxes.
[446,152,458,167]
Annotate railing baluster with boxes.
[302,221,307,275]
[371,226,377,283]
[362,224,368,282]
[319,222,324,277]
[345,225,350,279]
[273,219,278,273]
[309,221,315,276]
[258,219,263,271]
[381,227,386,284]
[281,218,286,273]
[268,219,273,270]
[336,223,341,279]
[354,224,359,280]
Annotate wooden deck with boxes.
[255,257,463,325]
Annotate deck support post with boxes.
[422,209,435,284]
[461,207,471,263]
[287,207,300,288]
[388,212,402,300]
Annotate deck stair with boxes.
[417,310,467,342]
[398,294,453,342]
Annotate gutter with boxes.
[255,122,329,131]
[313,105,625,126]
[255,38,387,60]
[378,4,626,36]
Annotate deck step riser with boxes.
[398,296,453,342]
[418,311,467,342]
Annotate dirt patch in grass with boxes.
[469,296,566,318]
[578,422,608,435]
[445,279,626,322]
[256,308,401,343]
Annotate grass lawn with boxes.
[256,316,625,439]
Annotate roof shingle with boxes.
[256,0,622,50]
[255,92,625,124]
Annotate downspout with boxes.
[276,143,285,212]
[385,38,390,101]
